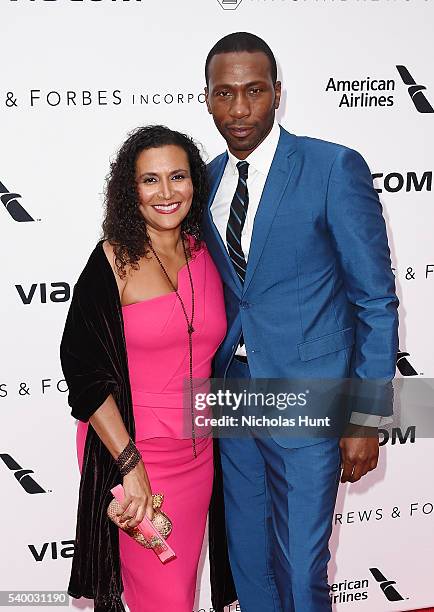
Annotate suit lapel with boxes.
[204,152,243,296]
[243,130,298,293]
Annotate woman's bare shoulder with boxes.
[102,240,127,296]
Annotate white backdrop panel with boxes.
[1,0,433,610]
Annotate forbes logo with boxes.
[216,0,244,9]
[0,180,34,222]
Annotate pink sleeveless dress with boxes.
[75,237,227,612]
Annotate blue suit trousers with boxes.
[220,358,342,612]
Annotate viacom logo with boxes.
[16,281,72,304]
[216,0,244,9]
[29,540,74,562]
[0,180,34,222]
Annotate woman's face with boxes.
[135,145,194,232]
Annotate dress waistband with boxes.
[131,379,211,408]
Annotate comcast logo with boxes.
[216,0,244,9]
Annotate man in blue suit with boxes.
[202,32,399,611]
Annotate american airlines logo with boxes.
[396,65,434,113]
[369,568,405,602]
[0,453,46,493]
[216,0,244,9]
[0,180,34,222]
[396,350,419,376]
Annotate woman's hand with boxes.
[84,394,154,529]
[115,459,154,529]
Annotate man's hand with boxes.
[339,424,379,483]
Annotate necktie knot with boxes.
[236,160,249,180]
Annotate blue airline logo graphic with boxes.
[369,568,404,602]
[0,453,46,493]
[396,66,434,113]
[396,350,418,376]
[0,180,34,222]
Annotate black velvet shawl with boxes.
[60,240,237,612]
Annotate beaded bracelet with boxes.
[115,438,142,477]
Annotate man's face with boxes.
[205,51,281,159]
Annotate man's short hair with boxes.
[205,32,278,86]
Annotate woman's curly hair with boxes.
[102,125,209,278]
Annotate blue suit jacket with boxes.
[203,125,399,447]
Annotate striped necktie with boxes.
[226,160,249,283]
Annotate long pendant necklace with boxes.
[148,234,197,459]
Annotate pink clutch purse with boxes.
[107,483,176,563]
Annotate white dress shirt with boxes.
[211,119,281,268]
[210,120,391,428]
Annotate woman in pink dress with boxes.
[67,125,233,611]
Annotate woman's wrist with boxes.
[115,437,142,477]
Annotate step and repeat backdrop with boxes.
[1,0,433,610]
